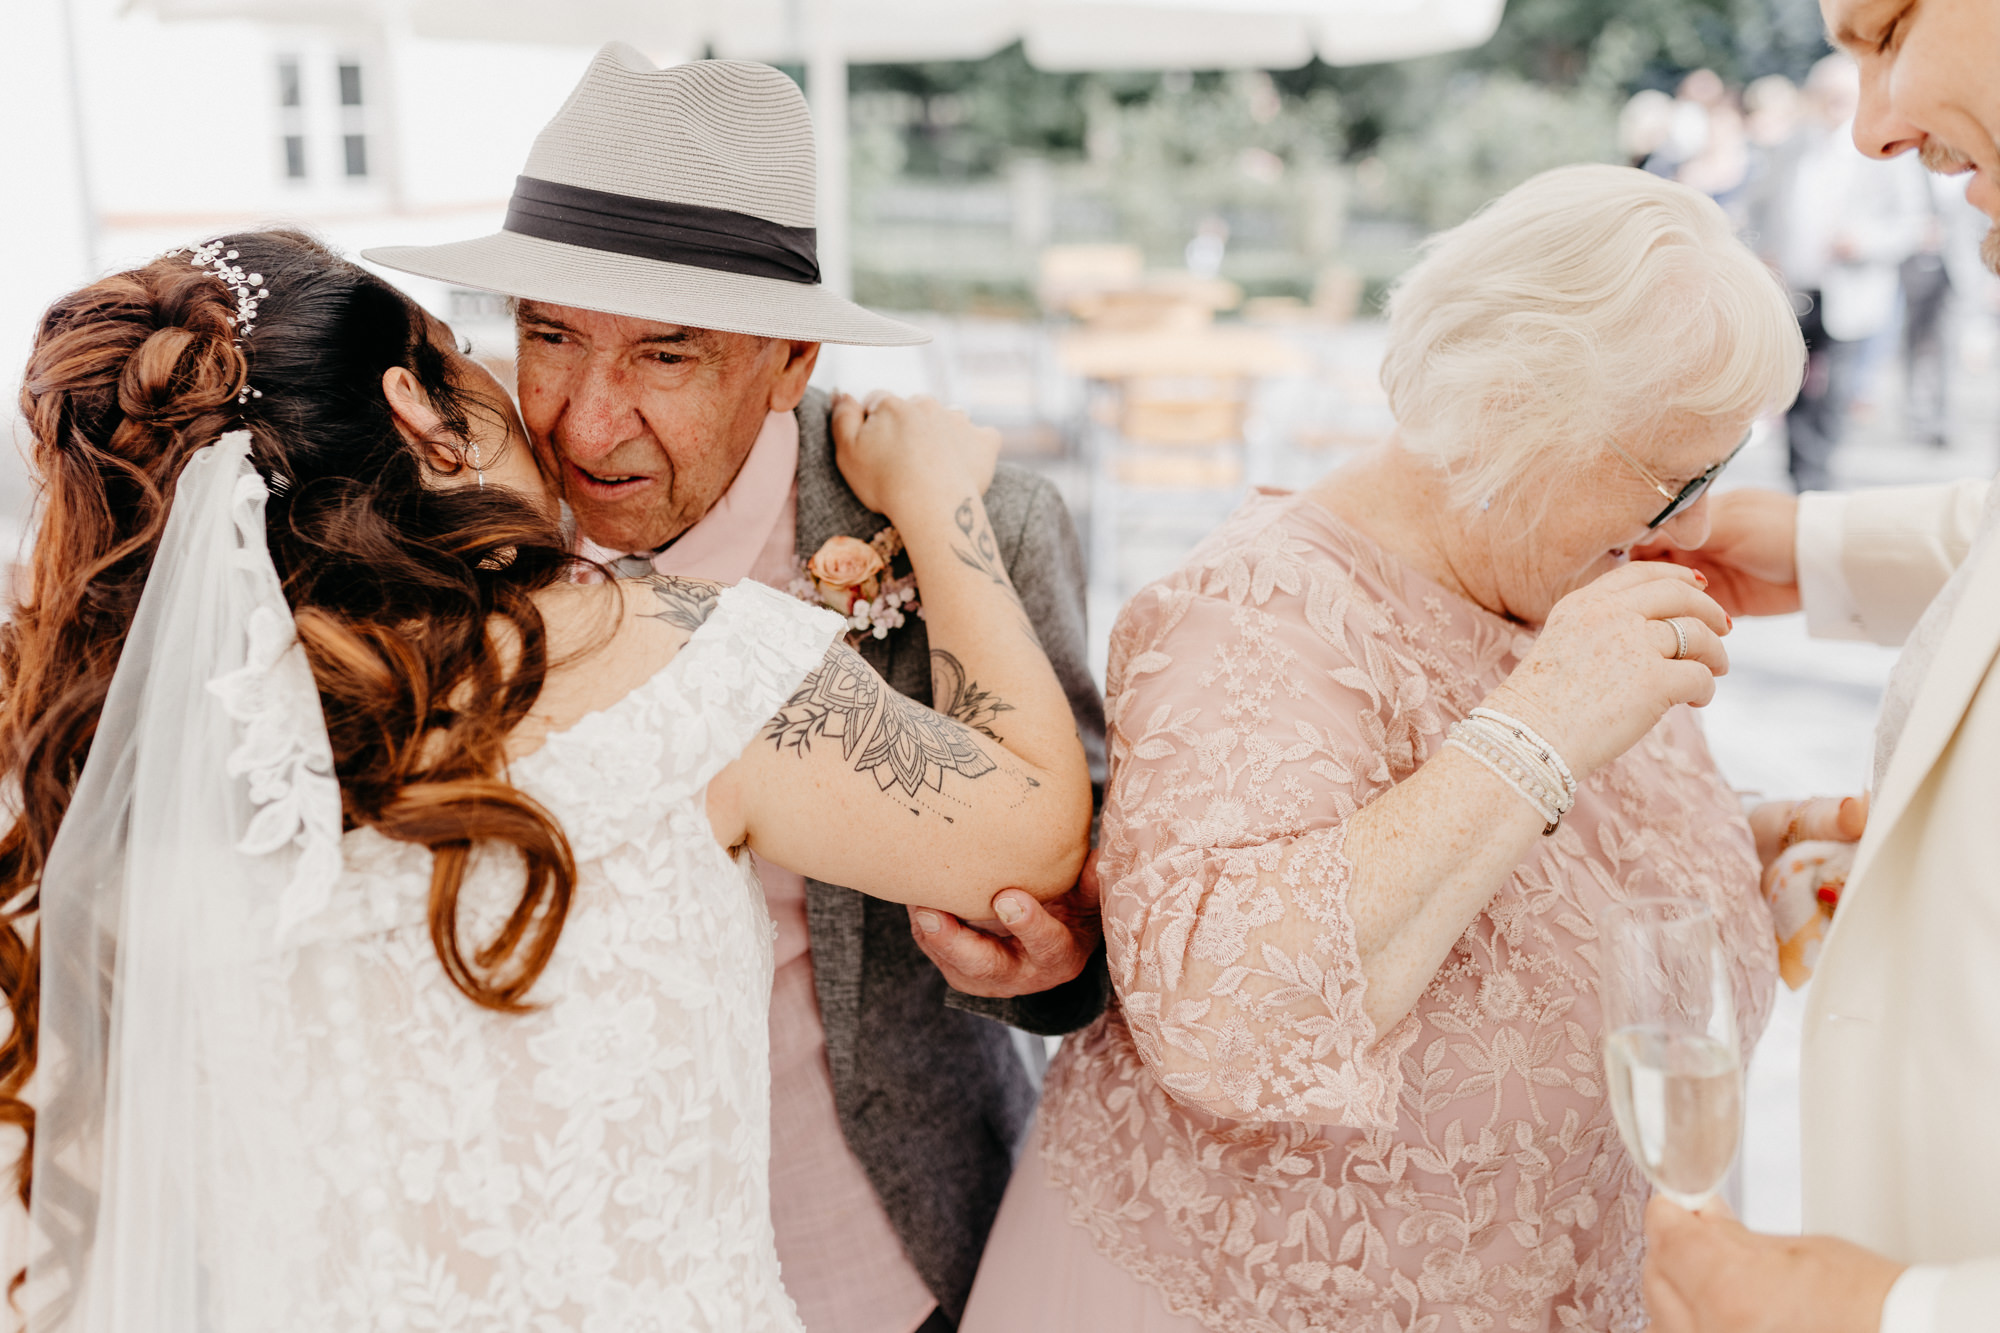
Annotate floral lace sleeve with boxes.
[1100,537,1449,1131]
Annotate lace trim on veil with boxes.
[203,450,342,942]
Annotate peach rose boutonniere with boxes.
[789,526,922,641]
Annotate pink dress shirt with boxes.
[599,410,936,1333]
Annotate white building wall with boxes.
[0,0,602,535]
[0,0,99,542]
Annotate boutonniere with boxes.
[789,526,922,642]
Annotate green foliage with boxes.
[1368,74,1620,230]
[848,0,1830,183]
[843,0,1833,299]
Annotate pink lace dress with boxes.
[966,491,1775,1333]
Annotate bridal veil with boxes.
[25,432,343,1330]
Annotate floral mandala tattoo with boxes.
[930,649,1014,741]
[639,575,721,632]
[762,645,880,763]
[762,645,1002,813]
[950,497,1041,647]
[856,690,997,798]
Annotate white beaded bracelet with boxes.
[1468,707,1577,802]
[1447,728,1563,830]
[1446,707,1577,835]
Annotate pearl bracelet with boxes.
[1468,707,1577,803]
[1446,708,1577,835]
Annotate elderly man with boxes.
[1631,2,2000,1330]
[367,47,1107,1333]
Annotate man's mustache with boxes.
[1919,139,1976,174]
[1914,138,2000,276]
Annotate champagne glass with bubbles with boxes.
[1598,897,1742,1207]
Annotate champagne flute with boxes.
[1598,897,1742,1207]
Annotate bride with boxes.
[0,231,1091,1331]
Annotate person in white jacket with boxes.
[1638,2,2000,1329]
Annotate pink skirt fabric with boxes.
[961,1120,1211,1333]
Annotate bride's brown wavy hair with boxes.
[0,231,580,1226]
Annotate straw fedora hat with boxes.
[364,43,926,347]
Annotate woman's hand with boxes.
[1484,562,1731,778]
[830,392,1001,520]
[715,391,1089,922]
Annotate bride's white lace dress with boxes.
[230,581,841,1332]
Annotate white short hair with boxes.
[1379,163,1805,512]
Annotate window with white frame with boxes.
[337,60,368,179]
[277,56,306,180]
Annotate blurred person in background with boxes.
[1741,75,1802,268]
[364,48,1108,1333]
[1899,173,1956,448]
[1770,54,1930,491]
[1676,81,1754,225]
[1621,88,1679,168]
[1616,88,1680,169]
[1901,170,1991,450]
[1644,68,1729,182]
[1745,74,1803,151]
[959,164,1803,1333]
[1639,0,2000,1327]
[1185,215,1230,279]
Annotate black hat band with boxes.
[503,175,821,285]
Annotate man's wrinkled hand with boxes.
[1633,488,1802,618]
[910,860,1101,999]
[1643,1197,1902,1333]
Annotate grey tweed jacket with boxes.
[790,389,1109,1321]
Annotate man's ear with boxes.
[765,340,822,414]
[381,366,459,471]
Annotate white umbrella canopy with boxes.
[131,0,1501,301]
[138,0,1504,69]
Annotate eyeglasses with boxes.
[1605,432,1751,531]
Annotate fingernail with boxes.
[1694,571,1708,587]
[914,910,942,934]
[1725,614,1733,632]
[995,895,1026,925]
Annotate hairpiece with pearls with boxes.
[167,239,270,404]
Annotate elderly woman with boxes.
[960,164,1803,1333]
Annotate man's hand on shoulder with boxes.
[1633,488,1802,618]
[910,858,1101,999]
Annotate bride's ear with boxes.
[381,366,461,471]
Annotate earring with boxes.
[470,442,485,489]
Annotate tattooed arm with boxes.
[705,395,1093,919]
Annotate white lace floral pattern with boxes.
[204,468,344,942]
[1037,492,1776,1333]
[229,580,843,1332]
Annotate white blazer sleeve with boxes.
[1937,1259,2000,1331]
[1796,479,1991,647]
[1881,1260,2000,1333]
